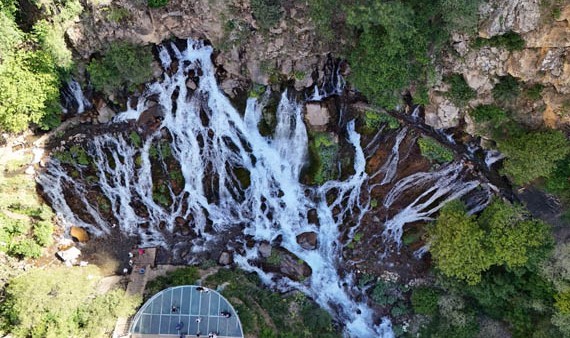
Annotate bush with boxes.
[493,75,520,102]
[497,129,569,185]
[411,287,439,315]
[251,0,282,30]
[417,136,454,164]
[87,42,154,93]
[363,110,400,130]
[445,74,476,106]
[470,105,507,124]
[147,0,168,8]
[472,31,525,51]
[524,83,544,101]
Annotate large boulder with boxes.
[296,232,318,250]
[479,0,540,38]
[70,226,89,242]
[305,103,330,131]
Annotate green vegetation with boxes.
[429,199,550,284]
[417,136,454,164]
[250,0,282,30]
[0,152,55,259]
[524,83,544,101]
[0,266,140,337]
[148,0,168,8]
[105,7,130,23]
[411,287,439,315]
[87,42,154,94]
[145,267,200,297]
[496,129,569,185]
[472,31,526,51]
[470,104,507,124]
[445,74,476,106]
[492,75,521,103]
[0,0,82,133]
[202,268,339,337]
[362,110,400,133]
[307,132,339,185]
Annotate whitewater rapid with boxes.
[39,40,493,337]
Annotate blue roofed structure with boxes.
[129,285,244,338]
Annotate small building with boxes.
[129,285,244,338]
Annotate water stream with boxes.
[38,40,495,337]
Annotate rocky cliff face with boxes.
[67,0,336,96]
[425,0,570,130]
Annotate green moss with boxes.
[129,131,142,147]
[418,136,454,164]
[233,167,251,189]
[307,133,339,185]
[147,0,168,8]
[267,250,282,265]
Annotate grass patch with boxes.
[362,110,400,134]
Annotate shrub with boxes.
[251,0,282,30]
[492,75,520,102]
[445,74,476,106]
[417,136,454,163]
[411,287,439,315]
[524,83,544,101]
[371,281,398,306]
[364,111,400,130]
[87,42,154,93]
[148,0,168,8]
[470,104,507,124]
[472,31,525,51]
[308,132,338,185]
[497,129,569,185]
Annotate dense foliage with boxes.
[417,136,454,164]
[469,104,507,123]
[472,31,526,51]
[251,0,282,30]
[87,42,154,94]
[0,0,81,132]
[0,266,140,337]
[429,199,550,284]
[445,74,476,106]
[496,129,569,185]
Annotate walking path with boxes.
[113,248,157,338]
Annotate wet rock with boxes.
[279,251,312,281]
[307,209,319,226]
[479,0,540,38]
[305,103,329,131]
[186,78,197,91]
[70,226,89,242]
[218,251,232,266]
[258,242,272,258]
[95,100,116,124]
[296,232,318,250]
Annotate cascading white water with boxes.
[39,39,494,337]
[61,79,91,114]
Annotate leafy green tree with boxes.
[347,1,428,109]
[479,199,549,268]
[429,200,490,284]
[87,42,154,93]
[1,266,140,337]
[445,74,476,106]
[497,129,569,185]
[470,105,507,124]
[0,50,60,132]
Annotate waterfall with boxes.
[61,79,91,115]
[38,39,494,337]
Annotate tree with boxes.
[0,50,60,132]
[479,200,549,268]
[0,266,140,337]
[428,200,490,284]
[497,129,569,185]
[87,42,154,94]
